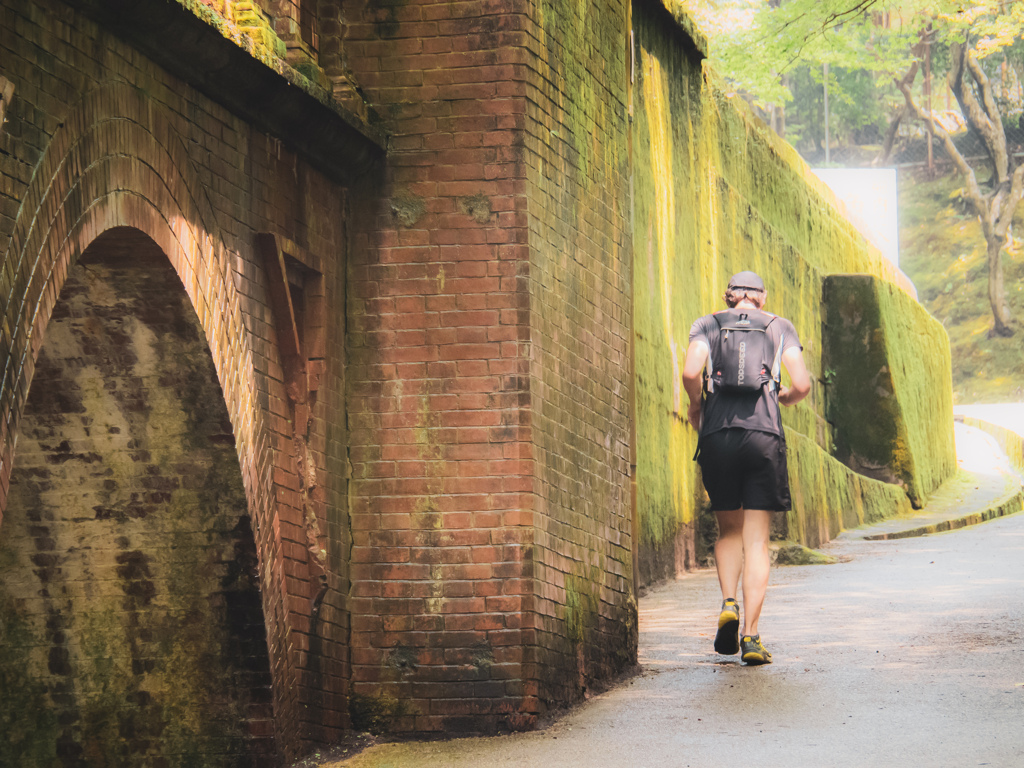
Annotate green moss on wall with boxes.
[785,429,913,548]
[526,0,636,707]
[631,0,955,570]
[349,691,411,735]
[0,594,59,764]
[0,254,274,767]
[823,275,956,507]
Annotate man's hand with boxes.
[687,400,702,432]
[779,347,811,406]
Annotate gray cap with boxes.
[727,271,765,291]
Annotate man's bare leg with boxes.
[740,508,772,636]
[714,508,744,600]
[713,508,745,654]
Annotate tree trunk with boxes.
[876,106,903,164]
[879,60,920,165]
[897,39,1019,335]
[986,235,1014,336]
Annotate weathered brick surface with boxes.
[344,0,636,727]
[0,240,277,765]
[0,0,357,759]
[519,0,635,706]
[0,0,740,750]
[343,0,539,732]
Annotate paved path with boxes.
[326,423,1024,768]
[955,403,1024,438]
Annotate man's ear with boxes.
[759,291,768,308]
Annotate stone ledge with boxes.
[862,485,1024,541]
[63,0,387,182]
[644,0,708,61]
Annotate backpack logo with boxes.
[709,309,778,395]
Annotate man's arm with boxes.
[778,346,811,406]
[682,339,709,430]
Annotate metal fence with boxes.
[795,117,1024,173]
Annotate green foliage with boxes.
[687,0,1024,154]
[709,0,925,105]
[898,167,1024,402]
[783,63,889,153]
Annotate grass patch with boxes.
[898,167,1024,403]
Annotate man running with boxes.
[682,271,810,665]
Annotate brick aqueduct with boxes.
[0,0,953,765]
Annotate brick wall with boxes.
[343,0,536,732]
[0,0,361,758]
[344,0,637,728]
[0,237,276,766]
[0,0,754,750]
[520,0,636,704]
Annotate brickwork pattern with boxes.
[344,0,637,728]
[0,241,276,766]
[0,0,353,758]
[344,0,538,732]
[520,0,636,704]
[3,0,648,748]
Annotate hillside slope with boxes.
[898,168,1024,403]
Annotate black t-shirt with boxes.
[689,309,802,438]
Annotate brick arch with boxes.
[0,81,299,752]
[0,227,278,765]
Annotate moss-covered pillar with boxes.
[822,274,956,507]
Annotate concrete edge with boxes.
[959,415,1024,478]
[861,485,1024,541]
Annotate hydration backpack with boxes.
[708,309,782,394]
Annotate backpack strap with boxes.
[768,331,783,392]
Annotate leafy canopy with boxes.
[685,1,1024,110]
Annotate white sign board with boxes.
[812,168,900,268]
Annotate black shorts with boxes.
[696,428,791,512]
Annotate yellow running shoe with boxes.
[741,634,772,665]
[714,598,740,655]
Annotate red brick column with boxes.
[345,0,538,732]
[344,0,637,729]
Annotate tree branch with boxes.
[995,163,1024,237]
[761,0,887,72]
[966,53,1002,130]
[876,60,920,164]
[949,42,1008,183]
[897,74,990,229]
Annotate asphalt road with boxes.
[332,511,1024,768]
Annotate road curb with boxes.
[862,486,1024,540]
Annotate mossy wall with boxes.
[0,241,276,766]
[785,429,913,548]
[823,275,957,507]
[630,0,955,579]
[523,0,637,709]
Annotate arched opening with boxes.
[0,228,277,766]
